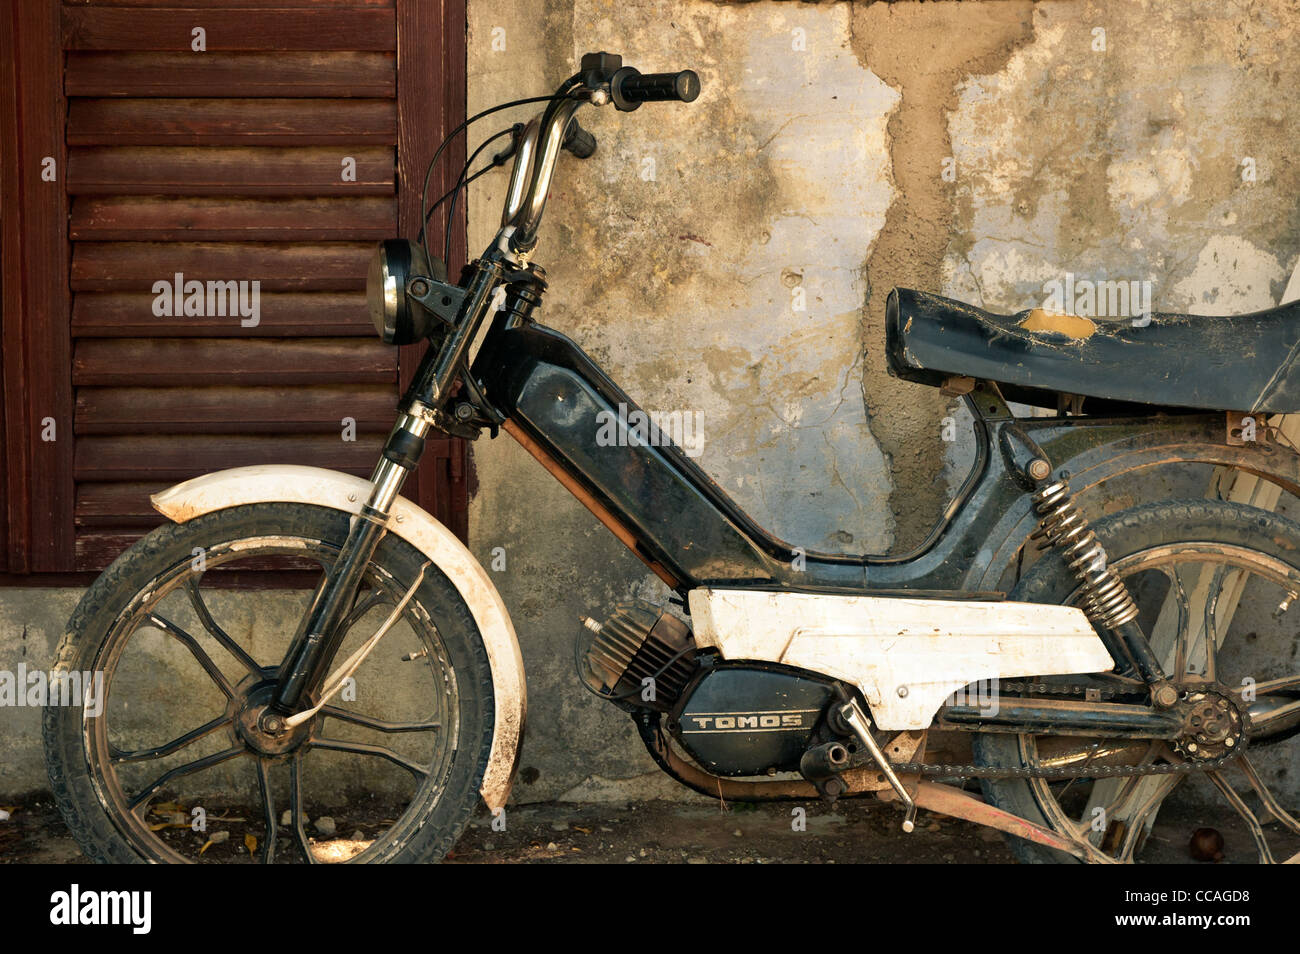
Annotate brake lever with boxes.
[562,117,597,159]
[491,123,525,167]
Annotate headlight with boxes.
[366,239,435,345]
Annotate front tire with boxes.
[44,503,495,864]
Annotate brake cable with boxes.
[418,92,584,264]
[418,125,520,239]
[444,124,524,268]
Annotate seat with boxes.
[885,287,1300,414]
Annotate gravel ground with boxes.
[2,791,1295,864]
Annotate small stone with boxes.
[0,810,9,822]
[624,855,636,862]
[546,841,558,850]
[550,821,568,832]
[280,810,292,826]
[638,848,646,857]
[315,816,337,837]
[208,830,230,845]
[483,841,494,851]
[687,856,707,864]
[733,829,742,837]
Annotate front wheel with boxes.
[44,503,495,864]
[975,498,1300,864]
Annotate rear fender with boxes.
[973,414,1300,591]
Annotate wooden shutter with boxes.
[1,0,467,577]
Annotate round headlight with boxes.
[366,239,433,345]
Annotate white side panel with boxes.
[688,588,1112,730]
[151,464,525,812]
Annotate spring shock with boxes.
[1030,477,1178,706]
[1031,480,1139,628]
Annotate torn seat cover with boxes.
[885,287,1300,414]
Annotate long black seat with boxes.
[885,287,1300,414]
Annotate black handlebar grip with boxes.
[610,68,701,111]
[562,118,597,159]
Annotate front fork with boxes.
[271,407,434,714]
[269,253,508,718]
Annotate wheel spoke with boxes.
[185,580,262,678]
[321,705,441,734]
[1207,770,1275,864]
[111,714,231,764]
[289,752,316,865]
[1112,773,1182,863]
[1236,756,1300,837]
[147,613,236,699]
[1233,673,1300,696]
[1199,564,1230,681]
[337,588,391,634]
[1165,565,1191,677]
[310,737,431,778]
[254,758,277,865]
[127,745,245,812]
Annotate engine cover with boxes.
[670,664,835,777]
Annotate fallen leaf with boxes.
[199,839,214,855]
[244,833,258,854]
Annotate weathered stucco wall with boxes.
[465,0,1300,802]
[4,0,1300,809]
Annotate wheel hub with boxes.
[230,677,316,756]
[1173,686,1246,762]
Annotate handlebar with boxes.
[499,52,699,254]
[610,68,701,110]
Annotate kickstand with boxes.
[836,698,917,831]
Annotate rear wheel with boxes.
[44,503,495,864]
[974,499,1300,863]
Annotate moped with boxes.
[46,52,1300,863]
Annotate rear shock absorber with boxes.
[1030,476,1179,708]
[1031,480,1139,629]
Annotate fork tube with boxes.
[273,411,431,713]
[403,257,503,408]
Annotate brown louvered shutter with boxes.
[1,0,466,576]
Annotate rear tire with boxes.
[974,498,1300,863]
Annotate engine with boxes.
[578,600,699,711]
[578,600,839,777]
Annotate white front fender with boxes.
[151,464,524,813]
